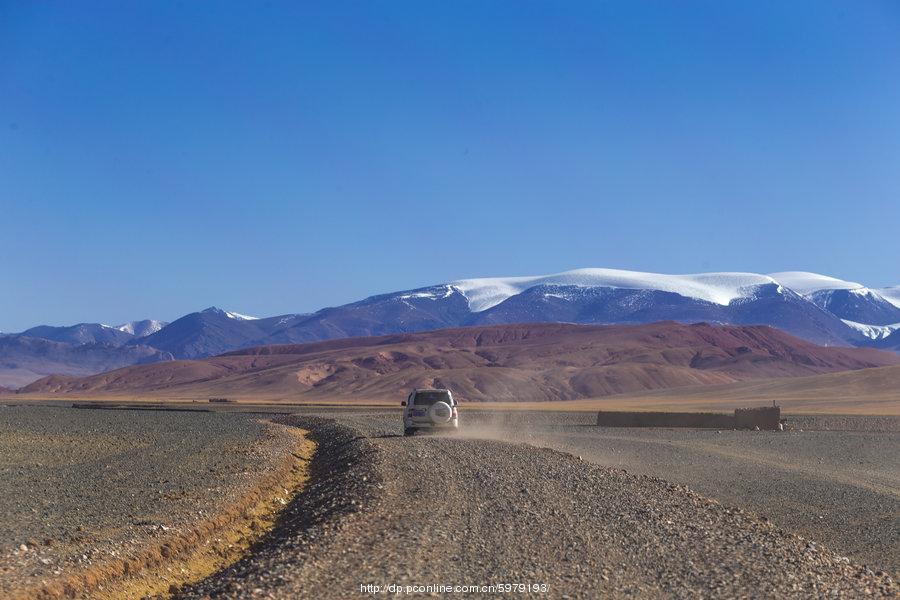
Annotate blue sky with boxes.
[1,1,898,330]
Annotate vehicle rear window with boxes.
[413,391,451,406]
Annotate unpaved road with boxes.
[179,412,898,599]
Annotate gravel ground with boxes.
[2,404,895,598]
[178,412,898,599]
[0,405,295,596]
[453,411,900,575]
[787,415,900,433]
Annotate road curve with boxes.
[177,414,897,599]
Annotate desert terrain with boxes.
[3,323,899,598]
[16,323,900,407]
[0,403,896,599]
[0,405,313,599]
[484,365,900,415]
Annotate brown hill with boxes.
[19,322,900,403]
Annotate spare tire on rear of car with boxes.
[428,401,453,424]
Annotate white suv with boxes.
[402,388,458,436]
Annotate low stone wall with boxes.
[596,406,782,430]
[735,406,780,430]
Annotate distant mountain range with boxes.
[2,268,898,389]
[18,320,168,345]
[20,322,900,401]
[131,308,308,359]
[0,335,172,389]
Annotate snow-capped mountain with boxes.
[3,268,898,388]
[876,286,900,309]
[805,288,900,327]
[841,320,900,341]
[261,269,867,347]
[452,269,780,311]
[768,272,900,336]
[132,307,299,359]
[8,270,899,352]
[767,272,865,295]
[116,319,168,337]
[19,323,135,346]
[200,306,259,321]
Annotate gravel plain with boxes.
[178,411,898,599]
[454,410,900,575]
[1,404,896,599]
[0,405,296,597]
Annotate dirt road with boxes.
[179,413,897,599]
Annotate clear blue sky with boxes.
[1,1,898,331]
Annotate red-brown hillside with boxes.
[20,322,900,402]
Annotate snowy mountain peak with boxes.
[876,286,900,309]
[227,311,258,321]
[116,319,167,337]
[841,319,900,340]
[450,268,779,312]
[768,272,864,296]
[200,307,259,321]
